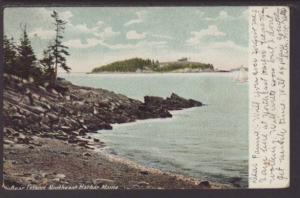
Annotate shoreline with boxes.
[4,136,233,190]
[3,73,234,189]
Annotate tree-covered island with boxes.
[91,57,214,73]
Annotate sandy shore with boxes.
[3,136,233,190]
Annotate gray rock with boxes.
[92,178,114,186]
[83,152,91,157]
[198,181,211,188]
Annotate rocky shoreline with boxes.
[3,73,232,189]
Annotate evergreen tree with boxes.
[49,10,70,85]
[3,35,17,74]
[40,45,55,82]
[16,25,37,79]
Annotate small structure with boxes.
[177,57,188,62]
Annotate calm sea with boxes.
[60,72,248,187]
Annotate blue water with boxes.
[60,73,248,187]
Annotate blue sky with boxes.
[4,7,249,72]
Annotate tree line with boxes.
[92,58,160,73]
[4,10,70,86]
[91,57,214,73]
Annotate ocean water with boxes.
[60,73,248,187]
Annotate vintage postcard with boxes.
[2,6,289,190]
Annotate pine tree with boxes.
[40,45,55,82]
[16,25,37,79]
[3,35,17,74]
[49,10,70,85]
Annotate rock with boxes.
[140,170,149,175]
[198,181,211,188]
[228,177,242,187]
[38,85,47,92]
[52,178,60,182]
[229,177,242,183]
[188,99,203,106]
[41,173,48,178]
[65,95,71,100]
[11,160,17,165]
[4,139,14,145]
[78,141,87,147]
[55,174,66,179]
[55,135,68,141]
[17,137,30,144]
[83,152,91,157]
[54,84,69,94]
[144,96,164,106]
[4,73,203,149]
[92,178,114,186]
[51,89,59,95]
[68,138,78,144]
[137,181,150,186]
[60,151,69,155]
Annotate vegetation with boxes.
[155,62,214,72]
[3,10,70,86]
[3,36,17,75]
[92,58,159,73]
[48,11,70,85]
[91,58,214,73]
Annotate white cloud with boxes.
[186,25,226,46]
[64,34,167,50]
[126,30,146,40]
[95,27,120,39]
[71,24,98,34]
[29,28,56,39]
[59,10,73,22]
[64,38,101,49]
[124,11,146,26]
[205,11,234,21]
[204,10,248,21]
[101,40,167,50]
[208,40,247,51]
[96,20,104,26]
[150,33,173,40]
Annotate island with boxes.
[90,57,215,73]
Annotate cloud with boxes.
[96,20,104,26]
[204,10,248,21]
[29,28,56,39]
[101,40,167,50]
[59,10,73,22]
[64,35,167,50]
[95,27,120,39]
[124,11,146,26]
[150,33,173,40]
[64,38,101,49]
[71,23,99,34]
[204,11,235,21]
[126,30,146,40]
[186,25,226,46]
[208,40,247,51]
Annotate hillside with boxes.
[91,58,159,73]
[91,58,214,73]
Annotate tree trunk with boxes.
[53,64,57,86]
